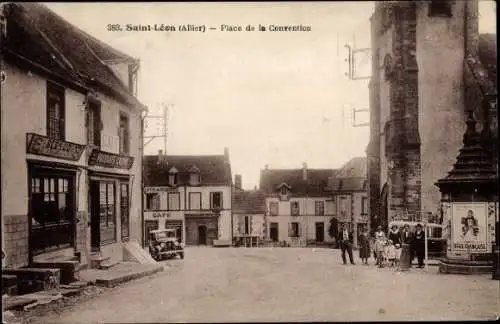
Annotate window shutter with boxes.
[249,216,253,234]
[288,223,292,237]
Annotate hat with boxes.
[391,224,398,229]
[377,226,383,230]
[416,223,423,228]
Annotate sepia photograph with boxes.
[0,1,499,323]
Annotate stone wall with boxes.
[3,215,29,268]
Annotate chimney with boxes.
[158,149,164,164]
[302,162,308,181]
[265,164,269,170]
[224,147,229,158]
[235,174,242,189]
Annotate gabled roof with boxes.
[2,3,142,108]
[259,168,335,197]
[329,157,367,192]
[232,190,266,214]
[478,33,497,87]
[144,155,232,187]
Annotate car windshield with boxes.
[155,231,176,239]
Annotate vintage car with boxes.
[148,229,184,261]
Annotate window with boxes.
[168,192,180,211]
[429,0,452,17]
[315,201,325,216]
[99,182,116,244]
[119,112,130,154]
[120,183,129,241]
[361,197,368,215]
[46,82,65,140]
[289,222,300,237]
[168,171,178,186]
[291,201,300,216]
[87,100,101,148]
[280,186,287,195]
[189,192,201,210]
[269,202,279,216]
[210,192,223,209]
[145,193,160,211]
[30,174,73,254]
[190,173,200,185]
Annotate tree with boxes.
[328,217,339,240]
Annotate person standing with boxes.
[413,223,426,268]
[374,226,387,268]
[400,224,413,268]
[388,225,402,267]
[358,225,370,265]
[338,223,355,265]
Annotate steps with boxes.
[30,260,80,284]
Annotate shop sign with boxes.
[88,149,134,170]
[144,187,177,193]
[26,133,86,161]
[144,211,170,219]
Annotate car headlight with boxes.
[160,242,166,249]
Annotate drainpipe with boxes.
[140,108,147,247]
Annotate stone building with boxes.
[1,3,145,268]
[259,164,336,246]
[143,149,233,246]
[328,157,369,246]
[366,0,497,231]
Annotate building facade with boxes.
[232,175,267,244]
[328,157,369,246]
[260,164,336,245]
[367,0,497,232]
[1,3,144,268]
[143,150,233,246]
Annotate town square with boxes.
[1,1,499,323]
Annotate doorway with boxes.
[315,222,324,242]
[269,222,279,242]
[89,181,100,252]
[198,225,207,245]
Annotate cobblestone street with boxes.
[22,247,499,323]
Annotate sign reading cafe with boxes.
[451,202,489,253]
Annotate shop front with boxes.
[143,210,184,246]
[26,133,86,262]
[87,149,134,255]
[185,213,219,246]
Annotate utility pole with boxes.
[143,102,173,152]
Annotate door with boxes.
[89,181,101,252]
[315,222,324,242]
[198,225,207,245]
[270,222,279,242]
[144,220,159,247]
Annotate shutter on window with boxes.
[288,223,292,237]
[249,216,253,234]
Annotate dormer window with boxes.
[168,167,178,186]
[189,165,201,186]
[429,0,452,18]
[280,186,287,195]
[278,183,291,201]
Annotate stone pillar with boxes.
[3,215,29,269]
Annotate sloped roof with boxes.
[329,157,367,192]
[232,190,266,214]
[259,168,335,197]
[478,33,497,87]
[144,155,232,187]
[2,3,142,108]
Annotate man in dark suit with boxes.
[338,223,355,265]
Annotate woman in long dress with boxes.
[374,226,387,268]
[388,225,402,267]
[358,226,370,265]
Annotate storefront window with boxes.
[99,182,116,244]
[30,173,73,254]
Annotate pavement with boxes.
[18,247,500,323]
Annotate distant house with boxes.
[232,175,266,245]
[328,157,368,247]
[1,3,144,269]
[143,149,233,246]
[259,163,336,246]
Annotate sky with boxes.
[45,1,496,190]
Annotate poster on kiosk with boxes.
[451,202,489,254]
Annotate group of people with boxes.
[336,223,426,268]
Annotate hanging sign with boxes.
[26,133,86,161]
